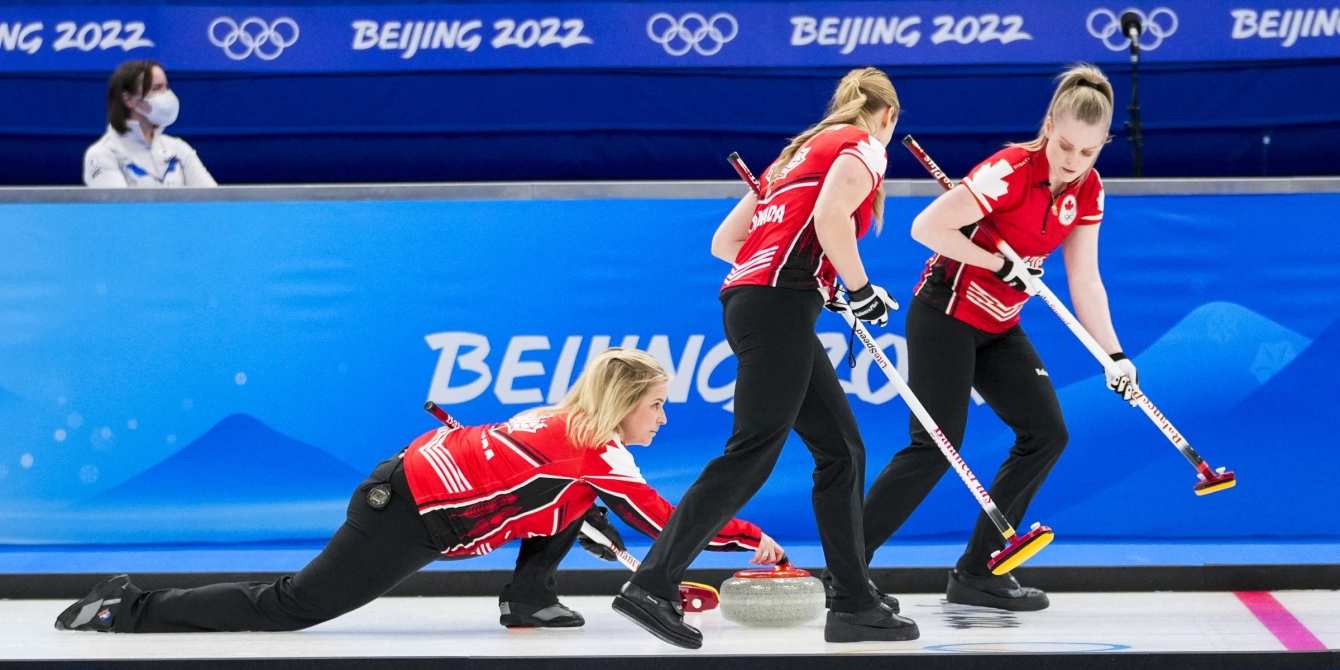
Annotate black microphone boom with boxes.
[1121,11,1145,177]
[1120,11,1143,43]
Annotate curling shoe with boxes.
[55,574,132,632]
[499,600,585,628]
[612,581,702,649]
[946,568,1049,611]
[822,574,900,613]
[824,602,920,643]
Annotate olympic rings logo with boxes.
[646,12,738,56]
[1087,7,1177,51]
[208,16,300,61]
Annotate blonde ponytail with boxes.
[767,67,900,232]
[1015,64,1114,153]
[531,348,669,449]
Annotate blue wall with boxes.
[1,192,1338,545]
[4,59,1340,185]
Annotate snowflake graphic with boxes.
[1250,341,1297,384]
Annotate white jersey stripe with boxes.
[432,480,579,553]
[422,444,466,493]
[726,250,778,281]
[725,264,772,285]
[417,431,462,493]
[759,180,817,205]
[435,444,473,490]
[965,281,1026,321]
[490,429,541,467]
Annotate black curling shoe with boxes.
[499,601,585,628]
[824,602,920,643]
[55,574,132,632]
[612,582,702,649]
[946,568,1050,611]
[823,575,900,613]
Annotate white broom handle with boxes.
[581,521,641,571]
[986,233,1207,468]
[838,307,1016,539]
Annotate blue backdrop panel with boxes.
[0,192,1337,546]
[0,2,1336,72]
[5,59,1340,186]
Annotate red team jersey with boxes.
[402,412,764,558]
[914,145,1105,333]
[722,125,887,298]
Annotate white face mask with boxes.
[143,90,180,128]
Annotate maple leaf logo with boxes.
[1096,187,1106,212]
[1059,194,1078,226]
[506,414,547,434]
[778,147,810,180]
[964,159,1014,205]
[851,137,888,179]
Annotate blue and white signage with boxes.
[1,1,1337,72]
[1,193,1339,545]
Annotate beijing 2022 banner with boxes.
[0,1,1337,72]
[0,193,1338,546]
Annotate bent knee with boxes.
[1014,420,1068,456]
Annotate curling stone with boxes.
[719,561,825,627]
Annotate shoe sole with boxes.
[823,612,920,643]
[825,595,901,614]
[611,596,702,650]
[500,616,585,628]
[55,574,130,632]
[946,577,1050,612]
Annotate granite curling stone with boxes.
[719,561,826,627]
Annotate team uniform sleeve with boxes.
[83,144,128,188]
[1077,171,1104,226]
[960,148,1028,217]
[836,131,888,188]
[176,140,218,187]
[581,445,763,552]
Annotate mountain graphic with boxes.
[90,413,364,506]
[850,302,1315,540]
[1042,315,1340,538]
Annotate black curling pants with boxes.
[630,286,878,613]
[862,298,1069,575]
[114,456,583,633]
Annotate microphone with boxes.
[1120,11,1143,58]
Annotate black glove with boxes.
[576,506,626,562]
[993,258,1044,295]
[847,282,899,326]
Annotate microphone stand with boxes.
[1124,19,1144,178]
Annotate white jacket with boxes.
[83,122,217,188]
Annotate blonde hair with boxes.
[533,348,669,449]
[767,67,900,232]
[1015,64,1114,156]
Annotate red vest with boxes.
[915,145,1105,333]
[402,412,763,557]
[724,124,886,298]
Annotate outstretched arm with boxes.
[583,462,782,563]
